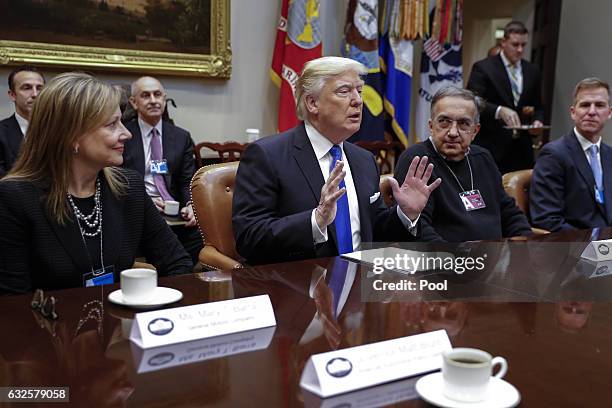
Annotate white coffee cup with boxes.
[442,348,508,402]
[120,268,157,304]
[164,200,180,216]
[246,128,260,143]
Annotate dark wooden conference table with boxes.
[2,227,612,407]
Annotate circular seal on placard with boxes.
[148,352,175,366]
[596,265,609,276]
[148,318,174,336]
[325,357,353,378]
[598,244,610,255]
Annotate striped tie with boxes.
[507,64,521,106]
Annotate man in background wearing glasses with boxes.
[394,87,531,242]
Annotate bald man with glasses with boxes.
[394,87,531,242]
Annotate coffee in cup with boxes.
[442,347,508,402]
[120,268,157,304]
[164,200,180,216]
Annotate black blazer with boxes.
[0,115,24,178]
[530,131,612,231]
[232,123,418,265]
[467,54,544,162]
[123,119,196,207]
[0,169,192,295]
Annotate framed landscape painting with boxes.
[0,0,231,78]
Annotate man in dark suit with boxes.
[0,66,45,178]
[232,56,441,265]
[467,21,544,174]
[531,78,612,232]
[122,76,202,263]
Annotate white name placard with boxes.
[300,329,451,398]
[581,239,612,261]
[131,326,275,373]
[129,294,276,349]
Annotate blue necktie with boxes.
[589,145,604,204]
[329,145,353,254]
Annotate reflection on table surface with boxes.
[2,228,612,407]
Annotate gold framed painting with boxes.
[0,0,231,78]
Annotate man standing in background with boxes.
[467,21,544,174]
[0,66,45,177]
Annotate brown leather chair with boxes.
[194,141,248,167]
[502,169,549,235]
[355,140,404,174]
[190,162,243,270]
[379,174,396,207]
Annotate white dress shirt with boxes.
[14,112,28,137]
[495,51,523,119]
[138,118,164,198]
[574,127,602,168]
[305,122,417,250]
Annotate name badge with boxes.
[151,160,169,174]
[459,189,486,211]
[595,187,605,204]
[83,265,115,287]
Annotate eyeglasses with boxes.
[31,289,58,320]
[434,117,475,134]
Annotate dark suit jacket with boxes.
[232,123,417,265]
[530,131,612,231]
[0,115,24,178]
[123,119,196,207]
[0,169,192,295]
[467,54,543,167]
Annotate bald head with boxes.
[129,76,166,126]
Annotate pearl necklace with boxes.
[67,179,102,237]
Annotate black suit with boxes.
[0,115,24,178]
[232,123,418,265]
[467,54,544,173]
[123,119,196,207]
[0,169,192,295]
[530,131,612,231]
[122,119,202,263]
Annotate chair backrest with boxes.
[379,174,396,207]
[502,169,533,216]
[194,141,248,167]
[355,140,405,174]
[190,162,240,261]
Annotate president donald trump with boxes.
[232,57,441,265]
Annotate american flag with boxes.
[423,37,444,62]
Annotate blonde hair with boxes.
[5,72,126,224]
[295,56,367,120]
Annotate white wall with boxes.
[0,0,350,144]
[551,0,612,142]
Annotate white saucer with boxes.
[415,372,520,408]
[108,287,183,309]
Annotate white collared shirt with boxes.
[305,122,362,251]
[495,52,524,119]
[305,122,417,249]
[138,117,164,198]
[574,127,602,168]
[14,112,28,137]
[500,51,523,95]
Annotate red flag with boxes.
[270,0,323,132]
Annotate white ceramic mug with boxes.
[442,348,508,402]
[120,268,157,304]
[164,200,180,216]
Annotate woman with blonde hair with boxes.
[0,72,192,294]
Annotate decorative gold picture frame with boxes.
[0,0,231,78]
